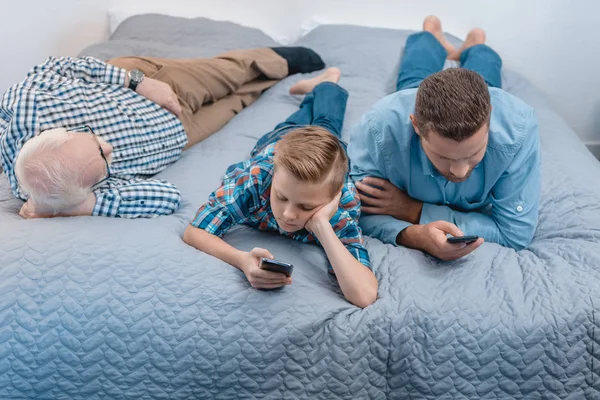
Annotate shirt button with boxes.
[516,205,523,212]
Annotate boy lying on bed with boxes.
[183,69,378,308]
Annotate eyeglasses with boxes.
[67,125,111,189]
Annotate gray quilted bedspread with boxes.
[0,14,599,399]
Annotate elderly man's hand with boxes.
[19,200,46,219]
[136,78,182,118]
[19,193,96,219]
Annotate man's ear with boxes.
[409,114,421,136]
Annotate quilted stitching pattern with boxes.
[0,15,598,399]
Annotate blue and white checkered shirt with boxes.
[0,56,188,218]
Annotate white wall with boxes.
[2,0,599,144]
[0,0,109,93]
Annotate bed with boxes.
[0,14,599,399]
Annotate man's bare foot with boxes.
[423,15,457,59]
[448,28,486,61]
[289,67,341,95]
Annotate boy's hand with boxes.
[305,191,342,233]
[241,248,292,289]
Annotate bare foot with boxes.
[289,67,341,95]
[423,15,457,59]
[448,28,486,61]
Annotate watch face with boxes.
[130,69,144,83]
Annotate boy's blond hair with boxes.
[274,126,348,196]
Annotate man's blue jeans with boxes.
[396,31,503,91]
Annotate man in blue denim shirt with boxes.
[348,16,541,261]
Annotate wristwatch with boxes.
[127,69,145,91]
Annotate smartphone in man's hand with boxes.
[447,235,479,244]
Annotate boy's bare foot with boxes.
[289,67,341,95]
[448,28,486,61]
[423,15,457,59]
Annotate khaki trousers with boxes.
[108,48,288,148]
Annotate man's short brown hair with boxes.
[274,126,347,197]
[415,68,491,141]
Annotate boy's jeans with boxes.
[251,82,349,156]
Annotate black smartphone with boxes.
[260,258,294,277]
[447,235,479,244]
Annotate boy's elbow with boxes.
[351,282,378,308]
[353,292,378,309]
[183,224,197,245]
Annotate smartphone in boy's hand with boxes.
[260,258,294,277]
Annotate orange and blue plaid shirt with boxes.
[191,144,371,271]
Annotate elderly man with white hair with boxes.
[0,47,325,218]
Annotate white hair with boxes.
[15,128,90,214]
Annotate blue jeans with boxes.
[251,82,349,156]
[396,31,502,91]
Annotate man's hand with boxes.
[135,77,182,117]
[398,221,484,261]
[19,193,96,219]
[355,177,423,224]
[305,191,342,234]
[240,248,292,290]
